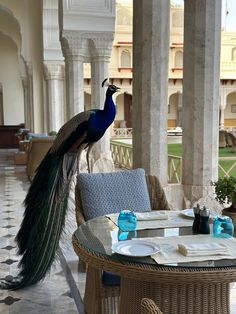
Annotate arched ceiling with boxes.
[0,5,21,53]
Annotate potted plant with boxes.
[211,176,236,223]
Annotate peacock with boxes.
[1,79,120,290]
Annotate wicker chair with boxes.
[74,173,170,314]
[141,298,163,314]
[26,137,54,180]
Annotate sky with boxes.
[173,0,236,32]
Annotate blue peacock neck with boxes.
[103,94,116,125]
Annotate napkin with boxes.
[178,242,229,257]
[135,211,168,221]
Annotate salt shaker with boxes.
[199,206,210,234]
[192,203,201,234]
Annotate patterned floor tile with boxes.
[0,149,83,314]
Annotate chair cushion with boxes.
[27,133,48,140]
[77,168,151,220]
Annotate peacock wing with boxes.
[50,111,92,154]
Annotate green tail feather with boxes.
[1,152,77,290]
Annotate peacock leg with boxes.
[86,143,94,173]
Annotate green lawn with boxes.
[168,144,236,178]
[168,144,236,157]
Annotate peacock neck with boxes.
[102,95,116,125]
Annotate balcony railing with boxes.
[111,141,236,183]
[112,128,133,138]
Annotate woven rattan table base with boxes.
[119,278,230,314]
[72,235,236,314]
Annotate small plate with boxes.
[181,208,194,218]
[112,240,159,257]
[181,208,217,219]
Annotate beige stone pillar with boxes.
[132,0,170,186]
[0,83,3,124]
[182,0,221,203]
[21,63,34,131]
[60,32,85,119]
[44,62,65,132]
[89,34,115,172]
[220,88,227,129]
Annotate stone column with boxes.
[44,62,65,132]
[21,63,34,131]
[220,88,227,129]
[132,0,170,186]
[89,34,115,172]
[60,32,85,120]
[0,83,4,124]
[182,0,221,203]
[177,93,183,127]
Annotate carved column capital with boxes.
[90,32,114,61]
[44,62,65,80]
[60,30,114,62]
[60,31,88,62]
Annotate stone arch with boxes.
[168,92,182,128]
[225,92,236,127]
[114,93,124,128]
[114,92,133,128]
[175,50,183,68]
[0,5,21,53]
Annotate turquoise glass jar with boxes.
[213,215,234,238]
[118,210,137,232]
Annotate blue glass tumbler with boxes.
[118,210,137,232]
[213,216,234,238]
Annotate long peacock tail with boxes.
[1,151,78,290]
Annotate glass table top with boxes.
[74,216,236,269]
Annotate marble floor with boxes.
[0,149,85,314]
[1,149,236,314]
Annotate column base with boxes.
[183,184,223,213]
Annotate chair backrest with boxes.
[75,171,170,227]
[141,298,163,314]
[26,137,54,179]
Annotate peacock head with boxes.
[102,78,120,96]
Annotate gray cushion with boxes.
[77,168,151,221]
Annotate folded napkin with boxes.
[178,242,229,257]
[135,211,168,221]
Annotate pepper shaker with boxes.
[199,206,210,234]
[192,203,201,234]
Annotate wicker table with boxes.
[72,216,236,314]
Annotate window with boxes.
[172,11,184,28]
[121,49,131,67]
[117,8,132,26]
[232,48,236,61]
[175,51,183,68]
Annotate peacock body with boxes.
[1,80,119,290]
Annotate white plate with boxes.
[112,240,160,257]
[181,208,194,218]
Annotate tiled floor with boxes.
[0,149,85,314]
[1,149,236,314]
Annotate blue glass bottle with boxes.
[213,216,234,238]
